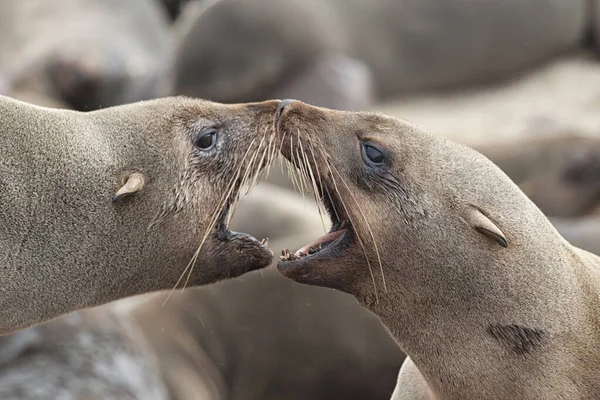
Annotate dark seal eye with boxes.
[362,143,384,165]
[195,129,217,150]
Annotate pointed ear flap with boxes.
[112,172,145,203]
[463,207,508,248]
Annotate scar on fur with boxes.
[487,324,548,355]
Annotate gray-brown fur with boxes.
[0,0,171,110]
[0,95,276,334]
[173,0,586,103]
[275,100,600,399]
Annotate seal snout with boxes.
[275,99,297,122]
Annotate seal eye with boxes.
[362,143,384,165]
[195,129,217,150]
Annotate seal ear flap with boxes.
[112,172,145,203]
[463,207,508,248]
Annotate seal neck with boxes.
[375,248,600,398]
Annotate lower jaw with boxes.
[278,251,333,275]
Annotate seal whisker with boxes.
[221,130,268,225]
[281,130,303,195]
[240,129,268,196]
[276,126,292,180]
[329,163,387,292]
[293,128,311,196]
[291,134,306,196]
[305,136,327,206]
[296,129,312,190]
[297,129,315,196]
[318,151,380,302]
[280,127,308,196]
[263,125,279,180]
[227,136,265,226]
[248,128,273,191]
[295,147,309,205]
[300,137,328,233]
[228,126,276,231]
[289,160,305,196]
[164,136,260,305]
[185,135,267,288]
[289,135,306,199]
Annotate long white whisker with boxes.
[162,137,259,306]
[316,147,380,302]
[329,163,387,292]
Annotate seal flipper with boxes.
[463,207,508,248]
[112,172,145,203]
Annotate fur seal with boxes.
[274,100,600,399]
[0,95,277,334]
[172,0,586,103]
[0,0,171,110]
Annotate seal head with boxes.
[0,96,277,333]
[272,100,576,305]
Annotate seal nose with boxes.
[277,99,296,116]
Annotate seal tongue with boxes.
[294,229,346,256]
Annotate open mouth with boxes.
[275,101,354,270]
[278,172,353,269]
[214,183,273,270]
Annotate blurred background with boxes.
[1,0,599,399]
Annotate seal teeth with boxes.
[279,248,300,262]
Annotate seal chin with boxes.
[214,199,273,272]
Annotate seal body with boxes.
[275,100,600,399]
[0,95,276,334]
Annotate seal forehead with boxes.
[355,112,423,141]
[177,101,220,123]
